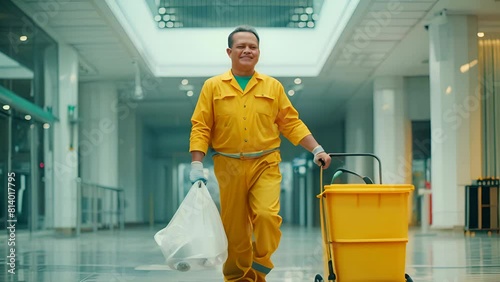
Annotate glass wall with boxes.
[0,0,58,231]
[0,1,59,115]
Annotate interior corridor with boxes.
[1,225,499,282]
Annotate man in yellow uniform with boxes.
[189,25,331,282]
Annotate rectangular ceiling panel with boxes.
[48,10,101,20]
[31,1,95,11]
[359,18,419,27]
[365,11,427,19]
[48,18,108,27]
[371,1,435,11]
[356,26,412,34]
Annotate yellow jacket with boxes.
[190,70,311,154]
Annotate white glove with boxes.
[312,145,326,166]
[190,161,207,184]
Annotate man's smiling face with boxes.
[227,31,260,74]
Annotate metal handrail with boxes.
[75,178,125,236]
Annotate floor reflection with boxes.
[0,226,499,281]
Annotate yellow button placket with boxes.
[242,94,249,143]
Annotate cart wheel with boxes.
[405,273,413,282]
[314,274,324,282]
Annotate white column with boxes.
[345,96,374,180]
[428,15,481,228]
[79,82,119,186]
[52,44,78,232]
[118,99,142,223]
[79,82,119,226]
[373,77,412,185]
[43,45,58,229]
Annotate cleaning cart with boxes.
[314,153,414,282]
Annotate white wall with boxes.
[118,100,142,223]
[141,127,156,223]
[79,82,120,227]
[345,93,375,181]
[374,76,411,185]
[406,76,431,121]
[79,82,119,187]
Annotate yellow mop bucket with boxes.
[314,153,414,282]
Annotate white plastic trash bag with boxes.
[154,181,228,271]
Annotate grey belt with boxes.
[214,147,279,159]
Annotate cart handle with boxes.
[325,153,383,184]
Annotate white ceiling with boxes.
[10,0,500,136]
[106,0,358,77]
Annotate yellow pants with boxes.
[213,151,283,282]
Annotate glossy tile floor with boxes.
[1,225,499,282]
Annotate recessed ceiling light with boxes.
[181,79,189,85]
[477,32,485,37]
[43,123,50,129]
[186,90,194,97]
[2,105,10,110]
[25,115,32,121]
[294,78,302,85]
[288,90,295,96]
[20,35,28,41]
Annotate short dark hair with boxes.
[228,25,260,48]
